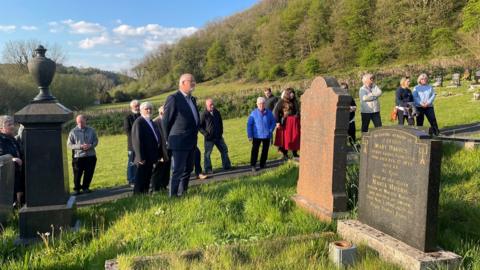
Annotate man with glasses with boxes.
[124,99,140,187]
[131,102,163,194]
[162,73,200,197]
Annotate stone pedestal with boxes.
[337,220,461,270]
[294,76,350,221]
[15,101,75,239]
[0,155,15,225]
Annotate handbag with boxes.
[390,106,398,121]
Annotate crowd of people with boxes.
[0,72,442,201]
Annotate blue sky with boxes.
[0,0,258,71]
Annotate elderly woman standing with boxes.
[247,97,276,172]
[396,77,415,126]
[0,115,24,207]
[359,73,382,132]
[413,74,439,136]
[273,87,301,160]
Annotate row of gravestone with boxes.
[433,70,480,87]
[294,76,461,269]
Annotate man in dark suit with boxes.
[162,73,199,197]
[131,102,163,194]
[124,99,140,186]
[151,106,171,191]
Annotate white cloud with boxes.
[0,25,16,32]
[113,23,197,39]
[48,21,64,33]
[79,35,110,49]
[63,19,105,34]
[21,25,38,31]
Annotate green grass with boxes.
[70,116,281,190]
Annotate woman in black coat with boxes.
[395,77,415,126]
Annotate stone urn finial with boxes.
[28,45,56,102]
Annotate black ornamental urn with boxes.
[14,45,76,240]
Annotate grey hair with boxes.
[257,97,266,104]
[130,99,139,107]
[140,102,153,110]
[417,73,428,84]
[362,73,374,85]
[0,115,14,129]
[179,73,194,87]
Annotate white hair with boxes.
[0,115,14,129]
[417,73,428,84]
[130,99,139,107]
[140,102,153,110]
[362,73,374,85]
[257,97,266,104]
[179,73,194,88]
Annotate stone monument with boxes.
[14,45,76,239]
[474,70,480,84]
[338,127,461,269]
[0,155,15,225]
[432,76,443,87]
[451,73,460,87]
[293,76,350,221]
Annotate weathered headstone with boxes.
[338,127,461,270]
[0,155,15,225]
[474,70,480,84]
[358,127,441,251]
[451,73,460,87]
[293,76,350,221]
[432,76,443,87]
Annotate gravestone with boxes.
[293,76,350,221]
[358,127,441,252]
[474,70,480,84]
[0,155,15,225]
[451,73,460,87]
[432,76,443,87]
[338,127,461,270]
[14,46,76,239]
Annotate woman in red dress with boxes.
[273,88,301,159]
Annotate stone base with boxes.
[292,194,348,222]
[337,220,462,270]
[19,196,76,239]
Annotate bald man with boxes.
[162,73,200,197]
[67,115,98,195]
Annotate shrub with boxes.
[303,57,320,76]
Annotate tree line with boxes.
[120,0,480,95]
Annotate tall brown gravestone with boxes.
[293,76,351,221]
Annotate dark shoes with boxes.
[83,188,92,193]
[73,190,82,195]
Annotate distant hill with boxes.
[119,0,480,95]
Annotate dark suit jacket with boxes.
[131,116,162,163]
[153,116,170,162]
[124,112,140,151]
[162,91,199,151]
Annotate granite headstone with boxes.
[474,70,480,84]
[0,154,15,225]
[293,76,350,221]
[358,127,442,252]
[451,73,460,87]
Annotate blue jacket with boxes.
[247,109,276,139]
[413,85,436,107]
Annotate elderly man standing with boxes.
[199,98,232,174]
[67,115,98,195]
[162,73,199,197]
[124,99,140,187]
[131,102,163,194]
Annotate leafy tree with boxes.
[205,40,232,79]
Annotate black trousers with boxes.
[416,107,439,135]
[194,147,202,175]
[348,121,356,142]
[72,156,97,191]
[134,161,154,194]
[251,138,270,168]
[397,111,415,126]
[361,112,382,133]
[151,160,171,191]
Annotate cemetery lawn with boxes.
[73,116,281,191]
[0,163,400,270]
